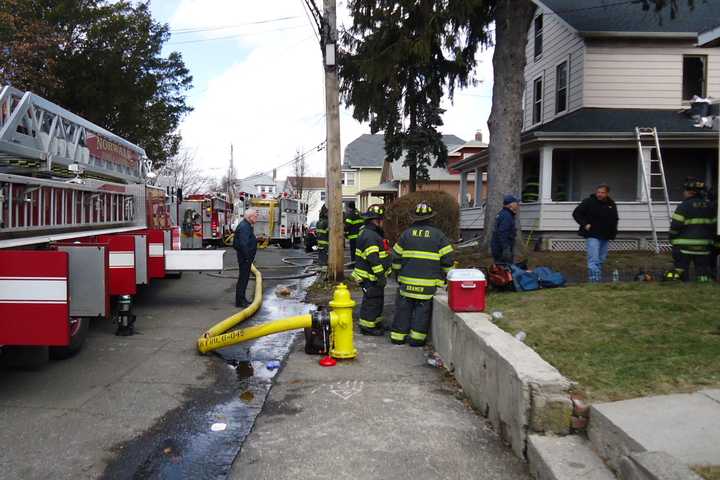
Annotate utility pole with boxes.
[322,0,344,281]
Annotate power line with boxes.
[169,16,301,34]
[167,24,308,45]
[299,0,321,43]
[250,140,327,179]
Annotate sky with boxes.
[148,0,495,182]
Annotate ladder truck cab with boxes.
[250,193,308,248]
[179,194,233,249]
[0,86,224,367]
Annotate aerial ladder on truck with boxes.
[0,86,224,367]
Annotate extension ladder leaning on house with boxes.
[635,127,673,254]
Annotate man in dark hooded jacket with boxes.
[572,184,619,282]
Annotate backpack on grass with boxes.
[488,263,514,290]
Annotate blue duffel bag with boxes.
[534,266,566,288]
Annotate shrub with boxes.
[383,190,459,244]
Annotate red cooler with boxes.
[447,269,486,312]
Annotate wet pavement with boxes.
[0,247,315,480]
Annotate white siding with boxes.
[523,7,585,131]
[584,40,720,109]
[460,206,485,231]
[458,204,540,231]
[539,202,677,232]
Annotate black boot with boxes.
[360,326,384,337]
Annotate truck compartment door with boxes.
[0,251,70,346]
[147,229,166,279]
[56,243,109,318]
[133,233,149,285]
[97,234,137,296]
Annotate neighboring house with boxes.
[455,0,720,250]
[354,134,468,209]
[235,173,279,197]
[284,176,326,222]
[447,132,489,208]
[344,133,466,207]
[342,134,386,206]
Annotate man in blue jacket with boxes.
[233,209,259,308]
[491,195,519,264]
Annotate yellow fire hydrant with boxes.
[328,283,357,359]
[198,282,357,360]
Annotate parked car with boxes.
[304,221,318,253]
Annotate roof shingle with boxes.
[539,0,720,34]
[343,133,465,168]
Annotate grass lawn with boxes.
[487,282,720,402]
[693,466,720,480]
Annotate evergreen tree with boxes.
[339,0,491,192]
[0,0,192,166]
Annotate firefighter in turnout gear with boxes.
[344,202,364,263]
[351,205,392,336]
[316,204,329,271]
[391,202,454,346]
[668,178,717,282]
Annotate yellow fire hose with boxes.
[197,264,357,359]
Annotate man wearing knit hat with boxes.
[491,194,519,264]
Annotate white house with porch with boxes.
[456,0,720,251]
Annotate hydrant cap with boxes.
[329,283,356,308]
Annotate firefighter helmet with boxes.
[683,177,706,194]
[363,204,385,220]
[411,202,436,220]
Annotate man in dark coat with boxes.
[491,195,519,264]
[233,208,258,308]
[572,184,619,282]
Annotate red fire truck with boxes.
[0,86,224,367]
[180,194,233,249]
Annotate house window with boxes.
[534,14,543,60]
[555,61,568,114]
[320,191,326,201]
[682,55,707,100]
[341,171,356,186]
[533,76,543,125]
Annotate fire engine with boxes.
[0,86,224,367]
[179,193,233,249]
[250,194,308,248]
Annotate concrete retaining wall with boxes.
[431,295,573,458]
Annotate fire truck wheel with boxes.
[49,317,89,360]
[280,239,292,249]
[0,346,49,370]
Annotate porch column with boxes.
[459,171,468,207]
[636,147,653,201]
[474,168,483,207]
[705,157,713,188]
[539,146,554,202]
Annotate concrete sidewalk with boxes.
[229,285,530,480]
[589,390,720,472]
